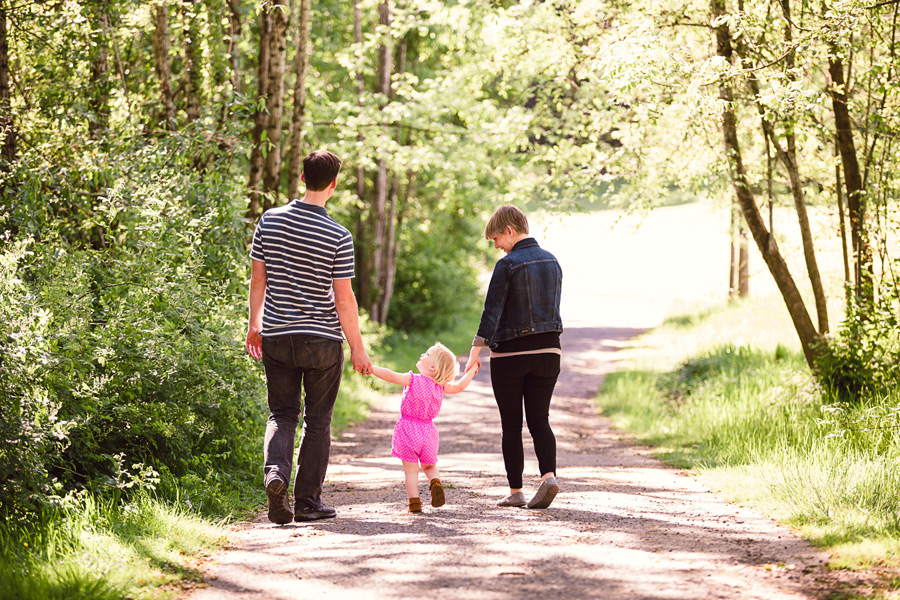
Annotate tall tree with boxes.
[261,0,289,210]
[0,1,15,168]
[370,0,392,324]
[151,0,175,130]
[286,0,311,201]
[246,6,271,220]
[828,48,870,302]
[711,0,820,368]
[87,0,111,137]
[181,0,202,123]
[226,0,242,94]
[352,0,371,307]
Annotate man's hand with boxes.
[351,347,372,375]
[246,325,263,361]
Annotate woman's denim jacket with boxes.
[474,238,563,349]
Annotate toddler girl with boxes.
[368,342,478,513]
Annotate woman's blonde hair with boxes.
[428,342,459,386]
[484,205,529,239]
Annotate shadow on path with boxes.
[187,325,835,600]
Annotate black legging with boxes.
[490,352,560,489]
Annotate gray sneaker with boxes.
[266,479,294,524]
[497,491,527,507]
[527,476,559,509]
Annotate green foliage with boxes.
[815,283,900,401]
[388,205,483,331]
[0,186,266,515]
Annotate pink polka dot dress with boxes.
[391,373,445,465]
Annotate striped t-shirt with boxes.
[250,200,354,341]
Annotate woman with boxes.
[466,205,563,509]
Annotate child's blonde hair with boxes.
[429,342,459,386]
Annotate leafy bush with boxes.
[0,185,266,515]
[388,207,483,331]
[815,283,900,402]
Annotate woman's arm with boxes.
[368,366,412,386]
[473,259,511,348]
[444,363,479,395]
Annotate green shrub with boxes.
[0,188,265,515]
[815,285,900,402]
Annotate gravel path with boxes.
[186,323,833,600]
[186,205,840,599]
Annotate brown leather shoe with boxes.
[429,478,445,507]
[408,498,422,513]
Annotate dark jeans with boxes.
[261,334,344,510]
[490,352,560,489]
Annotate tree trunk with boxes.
[711,0,820,368]
[88,0,111,137]
[352,0,371,308]
[734,5,828,334]
[0,3,14,168]
[375,172,399,322]
[246,7,271,221]
[226,0,241,94]
[738,228,749,297]
[729,195,738,298]
[287,0,311,201]
[835,137,851,300]
[370,0,392,323]
[181,0,202,123]
[828,51,872,302]
[262,0,290,211]
[151,1,175,130]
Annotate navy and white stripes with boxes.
[250,200,354,341]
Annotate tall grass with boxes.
[598,298,900,569]
[0,492,224,600]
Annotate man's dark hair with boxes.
[302,150,343,192]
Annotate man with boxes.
[246,150,372,524]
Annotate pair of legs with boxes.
[261,334,343,511]
[402,461,439,499]
[490,353,560,495]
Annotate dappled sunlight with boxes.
[191,312,829,600]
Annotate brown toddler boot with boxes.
[429,478,445,508]
[408,497,422,513]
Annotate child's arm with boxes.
[368,365,412,387]
[444,363,479,395]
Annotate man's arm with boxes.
[333,277,372,374]
[246,259,267,361]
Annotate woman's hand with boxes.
[466,346,483,374]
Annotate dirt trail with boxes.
[187,204,837,599]
[187,323,833,600]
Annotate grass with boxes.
[0,493,225,600]
[597,294,900,573]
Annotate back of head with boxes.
[302,150,343,191]
[429,342,459,386]
[484,204,529,239]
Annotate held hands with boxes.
[351,347,373,376]
[465,346,483,374]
